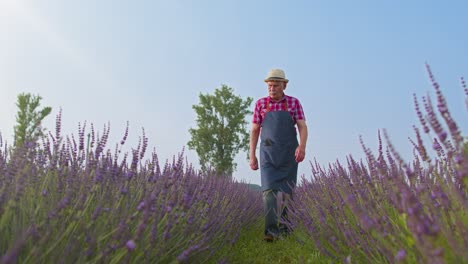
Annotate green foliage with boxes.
[188,84,253,177]
[13,93,52,147]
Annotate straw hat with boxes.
[264,69,289,83]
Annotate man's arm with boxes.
[295,120,308,162]
[249,123,261,170]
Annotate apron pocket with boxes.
[261,143,295,169]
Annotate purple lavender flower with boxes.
[177,250,190,262]
[125,240,136,251]
[140,128,148,160]
[187,215,194,225]
[462,76,467,95]
[395,249,406,262]
[461,77,468,110]
[360,215,375,230]
[432,138,443,152]
[431,247,444,257]
[177,245,200,263]
[413,94,430,134]
[121,121,129,145]
[78,121,86,151]
[454,154,463,165]
[55,108,62,140]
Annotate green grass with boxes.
[217,219,334,264]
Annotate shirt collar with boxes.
[268,94,287,103]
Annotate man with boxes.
[249,68,308,242]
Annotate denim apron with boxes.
[260,97,298,195]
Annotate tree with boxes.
[188,85,253,177]
[14,93,52,147]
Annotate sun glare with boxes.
[0,0,92,70]
[0,0,24,21]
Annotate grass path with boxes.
[218,219,333,264]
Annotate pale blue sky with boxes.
[1,0,467,185]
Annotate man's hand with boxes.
[295,145,306,163]
[250,155,259,170]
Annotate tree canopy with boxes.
[14,93,52,147]
[188,85,253,177]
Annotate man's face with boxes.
[267,81,286,100]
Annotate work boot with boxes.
[263,234,274,242]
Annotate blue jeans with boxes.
[263,189,292,236]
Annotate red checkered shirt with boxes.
[252,94,306,125]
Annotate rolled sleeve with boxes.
[252,100,263,124]
[293,98,305,122]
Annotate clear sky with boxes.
[1,0,467,186]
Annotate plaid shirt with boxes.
[252,94,306,124]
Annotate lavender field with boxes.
[1,67,467,263]
[288,67,468,264]
[0,116,262,263]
